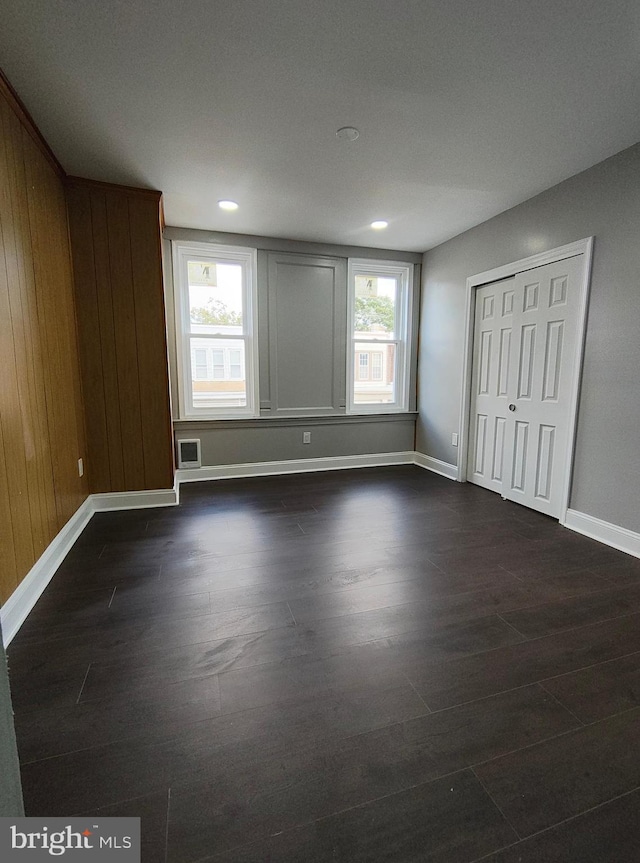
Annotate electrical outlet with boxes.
[303,431,311,444]
[78,457,84,477]
[451,433,459,447]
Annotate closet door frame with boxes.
[458,237,594,524]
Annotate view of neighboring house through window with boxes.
[173,242,258,418]
[348,259,412,412]
[194,348,208,380]
[371,351,383,381]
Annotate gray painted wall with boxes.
[0,626,24,816]
[175,416,416,467]
[417,142,640,532]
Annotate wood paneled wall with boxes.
[66,179,174,494]
[0,80,88,605]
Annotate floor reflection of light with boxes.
[192,510,264,555]
[334,488,407,533]
[177,511,229,537]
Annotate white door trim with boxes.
[458,237,594,524]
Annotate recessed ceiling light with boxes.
[370,220,388,230]
[218,200,239,211]
[336,126,359,141]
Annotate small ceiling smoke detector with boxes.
[370,220,389,230]
[336,126,360,141]
[218,200,239,211]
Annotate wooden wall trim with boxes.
[0,67,65,180]
[66,175,162,200]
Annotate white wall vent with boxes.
[177,438,201,469]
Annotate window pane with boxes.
[358,352,369,380]
[193,348,208,380]
[354,275,397,337]
[353,342,395,404]
[371,352,383,381]
[188,261,243,335]
[212,349,225,380]
[229,348,242,380]
[191,338,247,408]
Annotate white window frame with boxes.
[173,241,259,419]
[347,259,413,413]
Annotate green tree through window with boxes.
[191,299,242,326]
[354,294,394,332]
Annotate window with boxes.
[229,348,242,380]
[173,242,258,418]
[212,350,225,381]
[347,259,413,412]
[190,346,246,384]
[194,348,208,380]
[371,351,383,381]
[358,352,369,380]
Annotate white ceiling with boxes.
[2,1,640,252]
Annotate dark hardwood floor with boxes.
[7,466,640,862]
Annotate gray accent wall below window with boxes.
[175,416,415,467]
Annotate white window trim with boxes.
[173,241,259,419]
[347,259,413,414]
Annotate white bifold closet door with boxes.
[467,255,583,518]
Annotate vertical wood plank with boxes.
[23,133,66,528]
[66,185,111,493]
[0,98,37,579]
[3,102,43,543]
[0,202,20,602]
[89,189,126,490]
[7,110,55,557]
[24,138,83,528]
[129,196,174,489]
[0,78,88,605]
[0,417,18,604]
[105,191,145,490]
[42,162,86,525]
[66,181,173,494]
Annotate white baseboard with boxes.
[177,451,416,483]
[1,483,179,647]
[563,509,640,559]
[91,486,179,511]
[1,498,94,647]
[413,451,459,481]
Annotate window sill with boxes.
[173,412,417,431]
